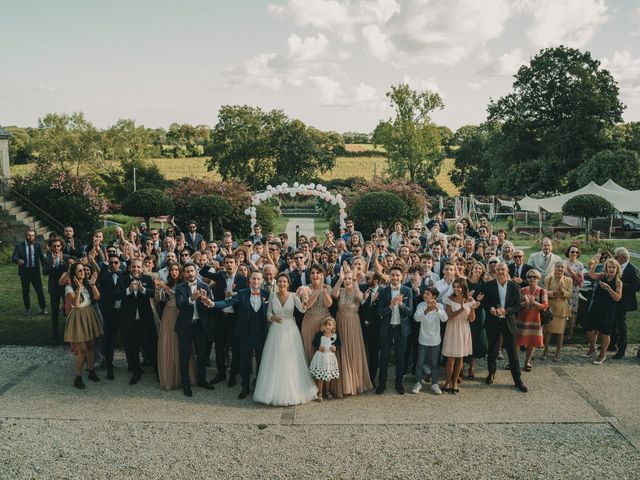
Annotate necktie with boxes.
[55,256,60,268]
[29,245,34,268]
[113,273,118,286]
[516,266,520,278]
[252,291,260,296]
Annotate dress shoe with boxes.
[197,382,215,391]
[210,373,226,384]
[515,383,529,393]
[183,385,193,397]
[485,374,495,385]
[395,384,405,395]
[106,366,114,380]
[375,384,386,395]
[238,389,250,399]
[607,344,617,352]
[612,352,625,360]
[129,372,141,385]
[74,376,86,389]
[41,308,49,315]
[227,376,237,388]
[88,370,101,382]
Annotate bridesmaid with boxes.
[301,264,333,362]
[465,262,487,379]
[155,262,195,390]
[332,268,373,396]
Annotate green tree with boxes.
[122,188,174,225]
[562,194,615,240]
[373,84,445,183]
[102,119,154,162]
[189,194,233,241]
[487,46,625,193]
[350,191,408,237]
[32,112,102,175]
[4,126,37,164]
[571,148,640,190]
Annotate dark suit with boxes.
[97,268,125,369]
[202,269,248,378]
[185,232,204,249]
[481,279,523,384]
[63,237,83,258]
[214,288,270,390]
[289,268,311,292]
[359,283,382,383]
[175,280,214,386]
[377,284,413,387]
[119,274,156,375]
[42,253,69,337]
[403,281,425,375]
[509,263,534,288]
[12,240,47,312]
[613,262,640,355]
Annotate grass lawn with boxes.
[272,216,289,235]
[313,217,330,238]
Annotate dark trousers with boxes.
[214,313,240,378]
[49,292,64,337]
[178,322,208,386]
[487,319,522,384]
[102,308,120,367]
[238,333,265,390]
[363,323,380,382]
[121,319,157,375]
[404,320,420,374]
[20,269,46,311]
[614,309,628,355]
[378,325,407,386]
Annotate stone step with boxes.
[14,210,30,221]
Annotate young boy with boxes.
[412,286,448,395]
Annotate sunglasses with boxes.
[513,255,523,258]
[181,253,190,257]
[569,250,578,254]
[489,261,498,264]
[108,260,119,265]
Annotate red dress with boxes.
[515,286,546,347]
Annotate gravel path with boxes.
[1,345,639,479]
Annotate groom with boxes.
[212,271,270,399]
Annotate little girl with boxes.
[309,317,341,401]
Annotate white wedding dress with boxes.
[253,293,319,406]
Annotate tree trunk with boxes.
[208,219,214,242]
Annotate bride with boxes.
[253,272,318,406]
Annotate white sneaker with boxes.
[411,382,422,394]
[431,384,442,395]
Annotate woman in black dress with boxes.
[465,261,487,379]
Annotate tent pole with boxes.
[538,210,542,240]
[609,214,613,240]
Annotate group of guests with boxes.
[10,212,640,405]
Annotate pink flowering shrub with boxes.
[13,165,106,237]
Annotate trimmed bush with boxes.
[350,191,408,237]
[562,194,615,240]
[12,165,105,238]
[189,194,233,240]
[122,188,174,225]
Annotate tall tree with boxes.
[33,112,101,175]
[487,46,625,193]
[373,84,445,183]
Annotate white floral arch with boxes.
[244,182,348,231]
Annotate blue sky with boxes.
[2,0,639,133]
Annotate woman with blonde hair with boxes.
[543,262,573,362]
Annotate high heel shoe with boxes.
[88,370,101,382]
[74,376,86,389]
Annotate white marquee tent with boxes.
[517,180,640,213]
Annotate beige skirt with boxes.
[64,305,104,343]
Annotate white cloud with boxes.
[602,50,640,100]
[354,82,379,105]
[269,0,356,41]
[287,33,329,61]
[308,75,348,105]
[361,24,394,61]
[479,48,527,76]
[467,82,483,91]
[401,75,441,95]
[524,0,608,49]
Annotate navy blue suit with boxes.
[175,281,215,386]
[119,274,156,375]
[185,232,204,249]
[214,288,270,390]
[12,240,47,312]
[42,253,69,338]
[97,268,125,369]
[377,284,413,387]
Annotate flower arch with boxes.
[244,182,348,230]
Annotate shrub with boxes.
[189,194,233,240]
[255,203,275,234]
[166,177,276,239]
[99,159,171,204]
[562,194,616,240]
[350,191,408,237]
[348,178,429,224]
[122,188,174,225]
[12,165,105,238]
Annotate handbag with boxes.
[539,285,553,326]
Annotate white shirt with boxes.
[390,287,401,326]
[413,302,447,346]
[188,282,200,321]
[422,271,440,287]
[250,290,262,312]
[434,278,454,303]
[497,280,508,317]
[25,242,34,268]
[126,276,146,320]
[620,260,629,273]
[223,273,235,313]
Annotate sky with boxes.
[1,0,640,133]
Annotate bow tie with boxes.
[251,291,261,296]
[188,282,198,287]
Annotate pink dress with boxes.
[441,298,474,357]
